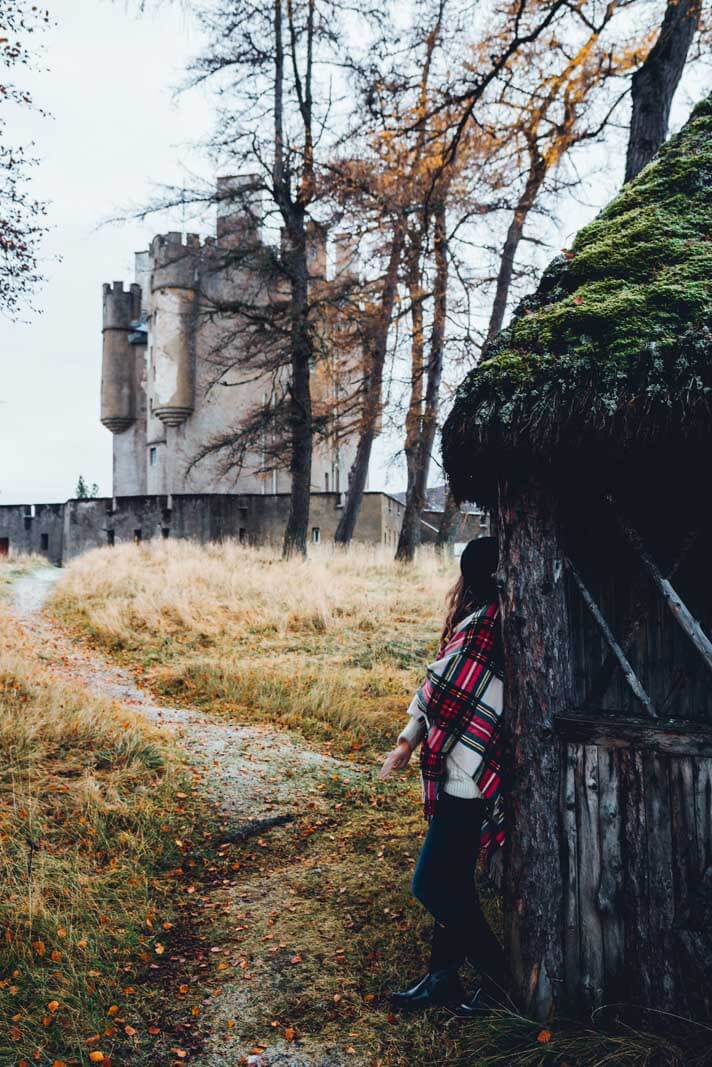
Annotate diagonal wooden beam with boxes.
[565,557,658,719]
[585,526,702,708]
[614,512,712,680]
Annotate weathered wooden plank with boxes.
[577,744,604,1009]
[554,715,712,756]
[694,758,712,880]
[687,758,712,1016]
[670,756,697,923]
[566,558,658,718]
[596,746,625,1005]
[643,751,676,1011]
[562,742,582,1009]
[620,746,652,1006]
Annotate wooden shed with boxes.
[442,97,712,1023]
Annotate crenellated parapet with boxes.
[101,281,143,433]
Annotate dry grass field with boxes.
[51,541,454,758]
[0,561,202,1065]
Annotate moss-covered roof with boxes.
[443,94,712,505]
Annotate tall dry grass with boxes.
[0,607,189,1063]
[53,541,455,754]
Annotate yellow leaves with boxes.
[171,1049,187,1059]
[124,1024,138,1037]
[154,942,165,955]
[47,999,60,1013]
[32,939,46,957]
[284,1027,296,1041]
[89,1053,106,1063]
[107,1005,120,1017]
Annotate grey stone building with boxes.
[102,175,358,500]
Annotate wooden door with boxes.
[558,504,712,1017]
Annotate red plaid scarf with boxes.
[418,601,506,856]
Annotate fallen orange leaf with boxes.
[537,1029,553,1043]
[89,1054,106,1063]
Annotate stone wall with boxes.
[0,492,409,565]
[0,504,65,565]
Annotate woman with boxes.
[380,536,508,1016]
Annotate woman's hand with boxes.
[379,739,413,780]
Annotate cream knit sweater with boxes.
[397,695,484,801]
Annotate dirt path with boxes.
[10,567,364,1067]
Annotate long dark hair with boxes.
[440,537,499,648]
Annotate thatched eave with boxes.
[443,95,712,507]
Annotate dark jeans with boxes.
[412,792,508,994]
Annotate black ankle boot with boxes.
[390,968,464,1013]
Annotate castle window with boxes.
[335,467,340,493]
[41,533,49,552]
[107,530,115,546]
[134,529,142,544]
[161,527,170,539]
[24,516,32,531]
[325,472,329,492]
[311,527,321,544]
[149,446,157,466]
[0,538,9,557]
[239,528,246,544]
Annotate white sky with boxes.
[0,0,706,505]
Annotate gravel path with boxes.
[9,566,363,1067]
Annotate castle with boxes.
[0,177,486,564]
[102,175,357,501]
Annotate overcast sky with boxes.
[0,1,706,505]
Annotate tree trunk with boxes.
[498,476,574,1020]
[625,0,701,182]
[282,220,313,558]
[395,228,426,561]
[397,201,448,561]
[435,487,459,552]
[335,224,403,545]
[485,151,546,346]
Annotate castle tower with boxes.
[101,282,142,432]
[100,281,148,496]
[150,233,199,427]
